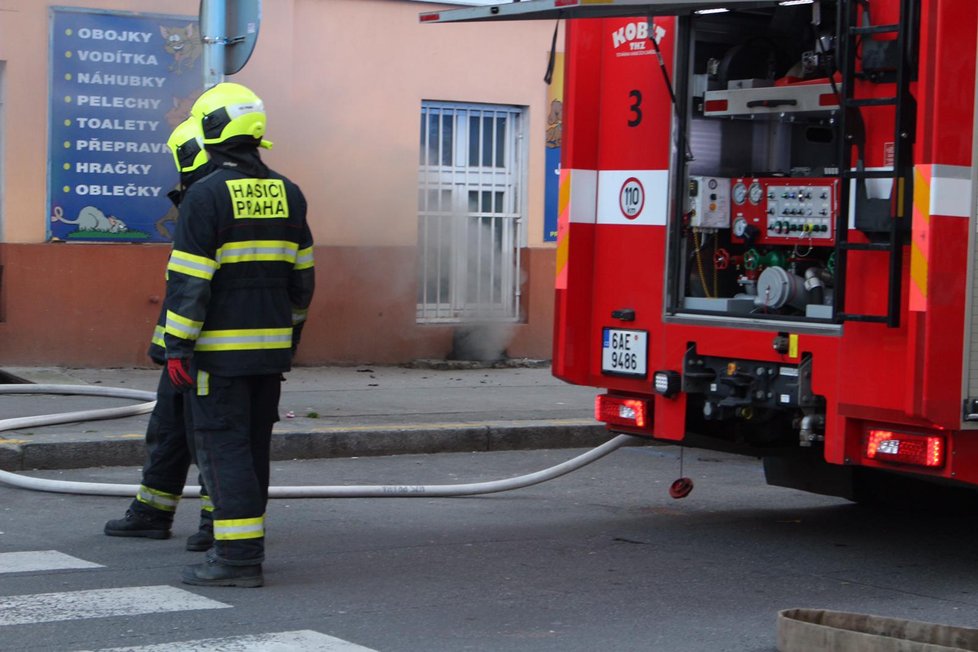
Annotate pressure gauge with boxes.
[733,216,748,238]
[732,182,748,205]
[748,181,764,205]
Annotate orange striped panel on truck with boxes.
[910,164,973,312]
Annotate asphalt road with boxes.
[3,445,978,651]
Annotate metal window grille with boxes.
[417,101,525,323]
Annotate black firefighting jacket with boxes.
[148,164,219,365]
[163,153,315,377]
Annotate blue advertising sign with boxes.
[48,8,203,242]
[543,146,561,243]
[543,53,563,243]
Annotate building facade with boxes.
[0,0,560,366]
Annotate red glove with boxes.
[167,358,194,391]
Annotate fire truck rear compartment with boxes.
[673,4,848,325]
[667,0,912,328]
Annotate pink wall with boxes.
[0,0,560,366]
[0,243,554,366]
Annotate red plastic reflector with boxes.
[704,99,728,113]
[865,429,944,468]
[555,0,580,6]
[419,13,440,22]
[818,93,839,107]
[595,395,649,428]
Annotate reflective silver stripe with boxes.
[216,240,298,265]
[165,310,203,340]
[294,246,314,270]
[135,485,180,512]
[292,308,308,325]
[151,325,165,349]
[195,328,292,351]
[214,516,264,541]
[167,250,218,280]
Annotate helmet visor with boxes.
[201,100,266,143]
[175,138,204,171]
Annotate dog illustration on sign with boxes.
[52,205,129,234]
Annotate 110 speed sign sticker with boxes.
[619,177,645,219]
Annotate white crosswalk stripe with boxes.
[0,585,230,626]
[89,629,379,651]
[0,550,103,573]
[0,551,377,650]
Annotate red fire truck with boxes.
[424,0,978,502]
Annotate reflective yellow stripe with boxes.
[135,484,181,512]
[292,308,308,325]
[216,240,298,265]
[195,328,292,351]
[214,516,264,540]
[167,250,218,280]
[196,369,210,396]
[165,310,203,340]
[200,495,214,512]
[151,325,165,349]
[294,246,314,270]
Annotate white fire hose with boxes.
[0,384,633,498]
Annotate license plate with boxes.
[601,328,647,377]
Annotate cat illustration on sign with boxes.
[155,188,180,241]
[161,23,202,74]
[165,93,199,128]
[546,99,563,149]
[52,205,129,234]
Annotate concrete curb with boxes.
[0,364,610,472]
[0,422,612,472]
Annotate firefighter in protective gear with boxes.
[167,82,315,588]
[104,118,216,551]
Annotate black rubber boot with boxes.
[104,509,172,540]
[181,558,263,588]
[186,508,214,551]
[185,526,214,552]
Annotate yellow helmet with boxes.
[166,117,207,173]
[190,82,266,146]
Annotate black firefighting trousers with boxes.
[130,369,211,527]
[189,373,281,566]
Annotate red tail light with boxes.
[818,93,839,107]
[704,99,729,113]
[865,429,945,468]
[595,395,649,428]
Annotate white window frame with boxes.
[418,101,527,324]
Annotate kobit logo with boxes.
[611,22,667,52]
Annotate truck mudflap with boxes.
[777,608,978,652]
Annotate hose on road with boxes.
[0,383,633,498]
